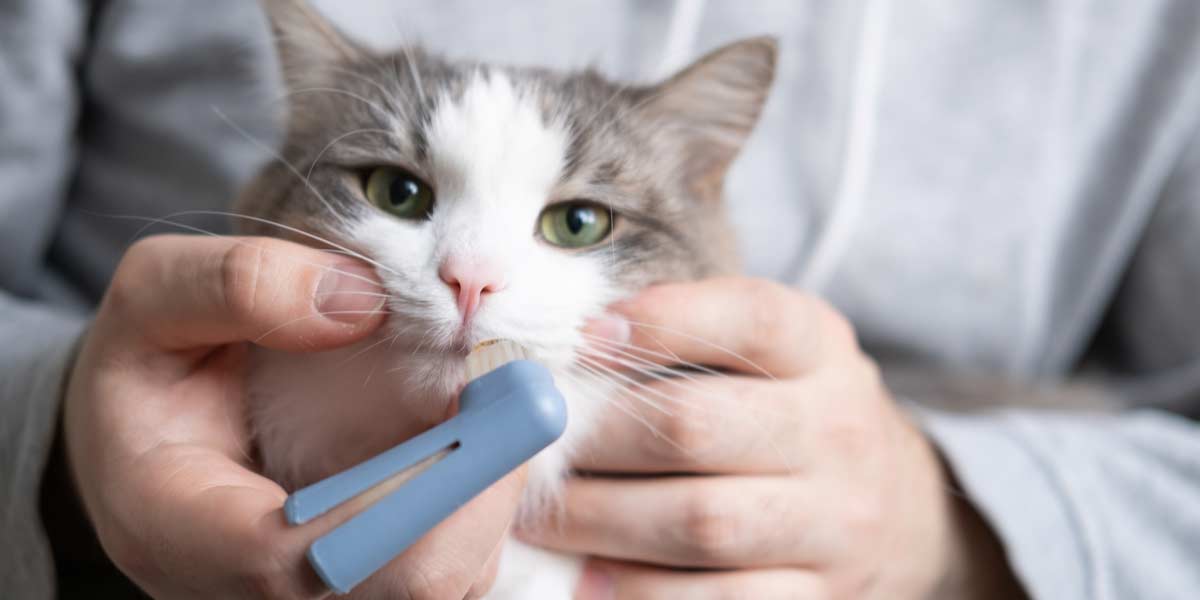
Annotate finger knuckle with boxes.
[675,491,743,564]
[464,571,498,600]
[813,296,859,349]
[742,279,791,366]
[401,566,466,600]
[842,496,885,545]
[825,417,874,461]
[652,399,718,466]
[240,570,293,600]
[855,354,883,385]
[710,581,766,600]
[219,241,270,324]
[734,577,823,600]
[236,534,302,599]
[107,236,168,313]
[104,536,155,586]
[830,565,882,600]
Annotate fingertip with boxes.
[574,561,616,600]
[464,535,506,599]
[582,314,632,346]
[313,261,387,325]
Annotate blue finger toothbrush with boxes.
[283,340,567,594]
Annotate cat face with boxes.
[239,0,776,387]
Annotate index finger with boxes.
[125,448,527,600]
[351,465,528,599]
[586,277,854,378]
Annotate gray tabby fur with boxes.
[238,0,776,292]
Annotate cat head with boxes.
[239,0,776,382]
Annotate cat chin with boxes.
[247,334,464,489]
[246,331,612,509]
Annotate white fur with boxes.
[249,71,623,598]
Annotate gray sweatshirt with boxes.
[3,1,1198,598]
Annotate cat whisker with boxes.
[212,107,356,231]
[580,332,724,378]
[276,86,390,117]
[580,343,712,388]
[108,208,404,280]
[386,16,429,110]
[556,369,676,447]
[576,352,768,426]
[573,356,675,416]
[98,215,388,291]
[306,127,400,180]
[579,342,721,393]
[315,63,409,115]
[578,349,797,473]
[362,330,408,388]
[579,346,796,422]
[616,319,777,379]
[252,309,388,344]
[314,290,392,299]
[334,333,404,371]
[398,47,428,110]
[583,344,801,474]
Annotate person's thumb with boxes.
[98,234,386,356]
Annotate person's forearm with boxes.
[919,408,1200,600]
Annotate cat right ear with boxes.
[259,0,365,88]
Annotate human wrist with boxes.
[929,465,1028,600]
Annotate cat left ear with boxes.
[640,36,777,190]
[259,0,365,88]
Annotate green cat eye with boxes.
[365,167,434,220]
[538,201,613,248]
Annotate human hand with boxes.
[520,277,1025,599]
[63,234,525,599]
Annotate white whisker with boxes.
[314,290,392,299]
[278,86,390,116]
[574,355,674,416]
[580,332,724,378]
[578,342,797,473]
[111,209,403,280]
[212,108,357,231]
[306,128,399,180]
[252,309,388,343]
[317,63,409,114]
[557,370,674,445]
[614,320,776,379]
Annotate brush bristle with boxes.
[465,339,532,381]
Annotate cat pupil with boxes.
[566,206,593,235]
[391,178,418,206]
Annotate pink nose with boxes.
[438,258,507,323]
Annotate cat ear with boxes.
[259,0,365,87]
[641,36,777,191]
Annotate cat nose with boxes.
[438,258,508,323]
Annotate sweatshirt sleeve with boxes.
[0,298,86,597]
[0,0,87,597]
[917,112,1200,600]
[919,408,1200,600]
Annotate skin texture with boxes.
[62,235,525,599]
[528,278,1028,599]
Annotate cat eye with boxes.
[364,166,435,220]
[538,201,613,248]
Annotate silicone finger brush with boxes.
[283,340,567,594]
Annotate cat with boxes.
[236,0,776,597]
